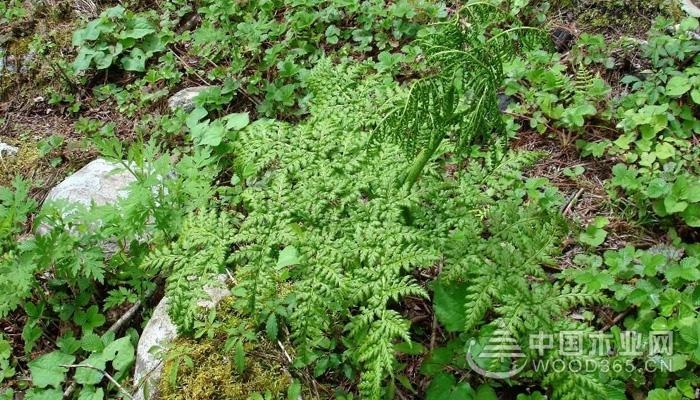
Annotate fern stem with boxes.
[401,132,444,191]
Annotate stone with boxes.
[167,86,215,112]
[42,158,136,208]
[133,275,230,400]
[132,298,176,400]
[681,0,700,17]
[0,142,18,157]
[37,158,137,254]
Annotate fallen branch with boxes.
[61,364,134,400]
[62,298,146,399]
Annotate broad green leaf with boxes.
[654,142,676,160]
[77,387,104,400]
[104,5,125,18]
[92,51,115,70]
[579,218,608,247]
[28,351,75,388]
[691,89,700,105]
[103,336,135,372]
[664,195,688,214]
[80,332,104,353]
[24,388,63,400]
[119,18,155,39]
[276,246,299,269]
[573,270,614,290]
[432,280,468,332]
[186,107,208,129]
[425,373,473,400]
[646,178,670,199]
[73,353,106,385]
[475,384,498,400]
[120,48,147,72]
[666,75,691,97]
[224,112,250,130]
[198,121,226,147]
[73,48,96,72]
[682,204,700,227]
[611,164,639,190]
[74,305,105,331]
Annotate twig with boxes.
[108,300,144,334]
[277,340,292,364]
[429,314,437,351]
[602,308,634,332]
[561,188,584,216]
[171,51,211,86]
[61,364,134,400]
[63,295,151,398]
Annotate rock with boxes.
[132,298,176,400]
[37,158,137,254]
[681,0,700,17]
[0,142,18,157]
[42,158,136,209]
[551,27,575,53]
[133,275,230,400]
[498,93,514,112]
[167,86,215,112]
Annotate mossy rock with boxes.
[555,0,683,36]
[0,139,41,186]
[158,339,293,400]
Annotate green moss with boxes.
[157,301,297,400]
[0,139,41,186]
[6,36,30,58]
[563,0,683,36]
[158,339,293,400]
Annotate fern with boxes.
[562,65,596,103]
[372,2,549,190]
[225,59,603,398]
[433,193,606,400]
[142,210,236,333]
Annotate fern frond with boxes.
[372,2,550,190]
[142,209,236,333]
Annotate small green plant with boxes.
[563,242,700,398]
[503,50,611,142]
[186,0,446,117]
[579,216,609,247]
[580,17,700,227]
[142,210,237,333]
[0,0,26,24]
[72,5,170,72]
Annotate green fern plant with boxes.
[372,2,549,191]
[142,210,236,333]
[432,192,607,400]
[226,59,591,398]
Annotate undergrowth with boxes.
[1,1,699,399]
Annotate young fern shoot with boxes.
[373,2,550,191]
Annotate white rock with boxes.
[681,0,700,17]
[0,142,18,157]
[37,158,137,255]
[167,86,215,112]
[43,158,136,208]
[132,298,176,400]
[133,275,230,400]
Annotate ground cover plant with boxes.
[1,0,699,399]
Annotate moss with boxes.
[6,37,30,58]
[0,138,41,186]
[158,339,293,400]
[575,0,683,35]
